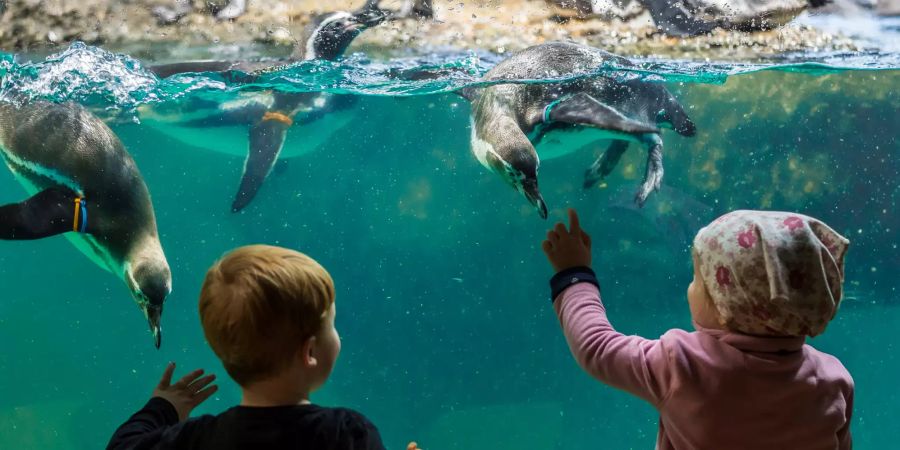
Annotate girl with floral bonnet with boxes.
[542,209,853,449]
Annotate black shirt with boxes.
[107,397,386,450]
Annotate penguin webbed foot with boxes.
[634,142,663,207]
[584,140,630,189]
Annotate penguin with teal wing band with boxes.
[0,100,171,349]
[142,3,389,212]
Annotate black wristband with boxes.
[549,266,599,302]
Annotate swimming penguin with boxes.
[140,4,388,212]
[638,0,828,36]
[544,0,825,36]
[459,42,696,219]
[0,100,171,348]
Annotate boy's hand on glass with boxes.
[152,362,218,422]
[542,208,592,273]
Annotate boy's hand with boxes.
[152,362,218,422]
[542,208,592,273]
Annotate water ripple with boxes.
[0,42,896,119]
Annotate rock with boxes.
[267,27,293,45]
[0,0,859,58]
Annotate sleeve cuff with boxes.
[147,396,181,425]
[549,266,599,302]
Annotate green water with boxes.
[0,45,898,449]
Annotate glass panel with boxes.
[0,1,897,448]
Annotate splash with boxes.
[0,43,159,115]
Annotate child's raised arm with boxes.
[542,209,671,406]
[106,363,218,450]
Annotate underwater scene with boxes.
[0,8,898,449]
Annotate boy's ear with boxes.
[300,336,318,368]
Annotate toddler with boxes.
[542,209,853,449]
[107,245,389,449]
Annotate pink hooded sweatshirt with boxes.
[554,282,854,449]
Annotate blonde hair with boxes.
[199,245,334,386]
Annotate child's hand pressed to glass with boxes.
[152,362,218,422]
[542,208,592,272]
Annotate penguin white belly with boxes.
[137,106,356,159]
[533,127,638,161]
[0,154,119,275]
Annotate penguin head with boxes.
[472,113,548,218]
[126,250,172,349]
[298,5,388,61]
[485,147,548,219]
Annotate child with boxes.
[542,209,853,449]
[107,245,387,449]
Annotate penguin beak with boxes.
[521,179,548,219]
[142,304,163,349]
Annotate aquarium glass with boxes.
[0,5,898,450]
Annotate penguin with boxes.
[0,100,171,348]
[459,42,696,219]
[140,4,388,212]
[638,0,828,36]
[543,0,825,36]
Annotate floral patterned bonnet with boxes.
[693,210,850,337]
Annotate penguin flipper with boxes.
[0,187,81,240]
[547,93,659,135]
[584,140,630,189]
[231,118,292,212]
[181,101,272,128]
[456,87,479,102]
[149,61,241,78]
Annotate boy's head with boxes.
[691,210,849,337]
[199,245,340,390]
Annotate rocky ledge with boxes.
[0,0,859,60]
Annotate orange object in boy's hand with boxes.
[152,362,219,422]
[542,208,592,273]
[407,442,422,450]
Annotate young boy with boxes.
[107,245,386,449]
[542,209,853,449]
